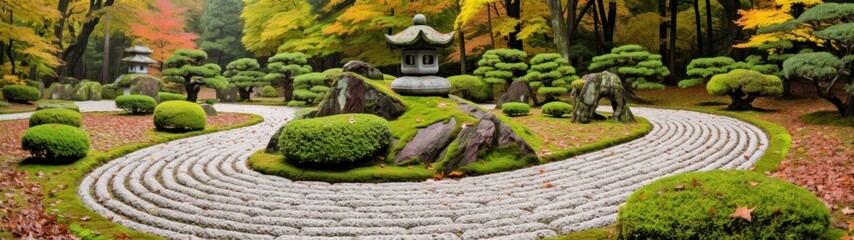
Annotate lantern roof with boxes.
[121,55,157,64]
[125,44,154,54]
[385,14,454,49]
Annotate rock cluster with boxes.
[315,73,407,120]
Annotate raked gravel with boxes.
[5,101,768,239]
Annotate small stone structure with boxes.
[573,71,635,123]
[385,14,454,96]
[121,44,157,74]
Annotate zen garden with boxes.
[1,0,854,240]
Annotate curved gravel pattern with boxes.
[64,102,767,239]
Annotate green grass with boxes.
[547,228,612,240]
[14,113,263,240]
[800,111,854,128]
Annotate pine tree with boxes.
[588,45,670,102]
[161,49,226,102]
[200,0,247,67]
[223,58,266,101]
[264,52,311,102]
[520,53,578,104]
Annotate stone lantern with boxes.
[385,14,454,96]
[121,44,157,74]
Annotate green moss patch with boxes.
[248,150,434,183]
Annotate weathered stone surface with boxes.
[315,73,406,120]
[200,103,218,116]
[443,119,495,174]
[72,81,102,101]
[343,60,384,80]
[573,71,635,123]
[265,126,284,154]
[496,81,537,108]
[216,87,239,103]
[394,118,457,165]
[129,76,160,102]
[49,83,74,100]
[390,75,451,96]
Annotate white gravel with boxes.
[5,101,768,239]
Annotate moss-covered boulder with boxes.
[315,73,406,120]
[128,75,161,102]
[72,81,102,101]
[48,83,74,101]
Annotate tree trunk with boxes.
[668,0,678,84]
[505,0,523,50]
[237,87,252,101]
[547,0,571,59]
[6,39,14,75]
[717,0,742,56]
[487,4,496,49]
[726,90,754,111]
[185,82,201,102]
[602,1,617,51]
[283,78,294,101]
[592,0,604,54]
[813,77,851,117]
[100,12,110,84]
[54,0,71,49]
[705,0,714,56]
[693,0,704,56]
[60,0,116,78]
[845,93,854,117]
[659,0,668,57]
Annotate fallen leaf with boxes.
[80,216,91,221]
[709,206,717,217]
[674,184,685,191]
[691,178,701,187]
[543,183,554,188]
[842,207,854,215]
[841,234,851,240]
[848,220,854,232]
[639,193,647,200]
[448,171,464,178]
[748,181,760,187]
[730,204,756,222]
[538,169,545,174]
[432,173,443,181]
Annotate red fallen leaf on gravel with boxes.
[447,171,464,178]
[730,205,755,222]
[538,169,545,174]
[432,173,443,181]
[543,183,554,188]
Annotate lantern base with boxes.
[390,75,451,97]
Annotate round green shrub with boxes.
[617,170,830,239]
[29,109,82,127]
[115,95,157,114]
[541,101,573,117]
[2,85,40,103]
[158,92,187,102]
[279,114,390,165]
[501,102,531,117]
[36,100,79,112]
[153,101,206,131]
[448,75,490,102]
[260,85,278,97]
[21,124,90,161]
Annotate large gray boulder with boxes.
[49,83,74,100]
[216,87,239,103]
[573,71,635,123]
[394,118,457,165]
[343,60,383,80]
[315,73,406,120]
[129,76,160,102]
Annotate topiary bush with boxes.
[541,101,573,117]
[260,85,278,97]
[520,53,579,103]
[100,84,122,99]
[707,69,783,111]
[153,101,206,131]
[224,58,268,101]
[474,49,528,96]
[292,72,332,105]
[617,170,830,239]
[158,92,187,102]
[448,75,490,102]
[115,95,157,114]
[36,100,79,112]
[161,49,227,102]
[501,102,531,117]
[29,109,82,127]
[264,52,312,102]
[21,124,90,161]
[279,114,390,165]
[2,85,40,103]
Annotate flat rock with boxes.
[394,118,457,165]
[200,104,218,116]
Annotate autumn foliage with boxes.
[130,0,199,64]
[617,170,830,239]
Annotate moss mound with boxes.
[153,101,206,131]
[29,108,82,127]
[21,124,90,161]
[2,85,40,103]
[618,170,830,239]
[158,92,187,102]
[116,95,157,114]
[280,114,390,165]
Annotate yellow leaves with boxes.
[492,16,521,38]
[735,9,794,29]
[735,28,820,49]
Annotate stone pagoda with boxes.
[385,14,454,96]
[121,44,157,74]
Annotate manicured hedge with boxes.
[260,85,278,97]
[501,102,530,116]
[158,92,187,102]
[618,170,830,239]
[21,124,90,161]
[541,101,573,117]
[29,108,82,127]
[153,101,206,131]
[279,114,390,165]
[2,85,40,103]
[448,75,490,102]
[115,95,157,114]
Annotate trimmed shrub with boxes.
[448,75,490,102]
[29,109,82,127]
[153,101,206,131]
[260,85,278,97]
[707,69,783,111]
[158,92,187,102]
[617,170,830,239]
[292,73,332,105]
[287,100,307,107]
[72,81,102,101]
[101,84,122,99]
[541,101,573,117]
[521,53,579,102]
[2,85,40,103]
[21,124,90,161]
[36,100,79,112]
[279,114,390,165]
[501,102,530,117]
[115,95,157,114]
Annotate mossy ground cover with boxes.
[0,112,262,239]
